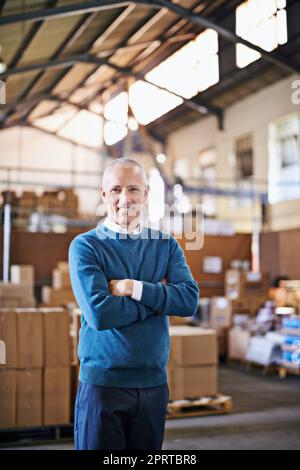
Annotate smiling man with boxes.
[69,158,199,451]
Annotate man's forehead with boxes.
[104,166,144,187]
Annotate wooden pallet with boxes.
[167,394,233,419]
[0,424,74,447]
[227,358,277,375]
[279,364,300,379]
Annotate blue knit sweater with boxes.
[68,223,199,388]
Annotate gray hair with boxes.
[102,158,148,187]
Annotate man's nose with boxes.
[118,189,130,205]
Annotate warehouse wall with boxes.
[167,73,300,232]
[0,126,102,214]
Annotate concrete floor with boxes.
[2,364,300,450]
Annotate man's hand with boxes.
[109,278,167,297]
[109,279,133,297]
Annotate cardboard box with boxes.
[0,309,17,368]
[17,369,42,427]
[18,297,36,308]
[231,296,267,317]
[42,308,70,367]
[57,262,69,272]
[18,191,36,208]
[16,309,43,368]
[168,365,218,400]
[169,326,217,366]
[10,265,34,287]
[228,327,250,360]
[210,297,232,329]
[70,365,79,421]
[0,282,34,298]
[70,308,81,366]
[225,270,269,300]
[168,316,191,326]
[52,269,71,290]
[0,370,17,429]
[0,282,35,308]
[1,297,36,308]
[41,286,76,306]
[43,367,71,426]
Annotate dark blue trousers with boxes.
[74,381,169,450]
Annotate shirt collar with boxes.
[103,217,142,235]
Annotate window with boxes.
[232,135,254,209]
[236,0,287,68]
[146,29,219,99]
[103,92,128,146]
[235,135,253,180]
[269,113,300,203]
[103,28,219,139]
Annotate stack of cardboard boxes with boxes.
[227,270,270,362]
[41,262,76,307]
[225,270,269,315]
[168,326,218,400]
[210,297,232,357]
[36,189,78,218]
[1,265,35,308]
[0,307,71,429]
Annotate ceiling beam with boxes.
[0,53,223,119]
[8,0,58,69]
[16,5,136,125]
[1,12,100,124]
[148,0,300,75]
[0,1,136,26]
[2,0,299,74]
[0,92,103,121]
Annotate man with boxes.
[69,158,199,450]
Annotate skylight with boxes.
[236,0,287,68]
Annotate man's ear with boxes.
[143,184,150,202]
[100,186,107,202]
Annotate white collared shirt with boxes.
[103,217,143,301]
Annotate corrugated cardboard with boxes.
[169,316,190,326]
[16,369,42,427]
[42,308,70,367]
[57,262,69,272]
[0,282,35,308]
[43,367,71,426]
[228,327,250,360]
[168,365,218,400]
[0,370,17,429]
[0,282,33,298]
[169,326,217,366]
[0,309,17,368]
[41,286,76,306]
[52,269,71,290]
[225,270,269,301]
[10,265,34,287]
[210,297,232,329]
[70,308,81,366]
[16,309,43,368]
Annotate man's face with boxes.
[100,165,149,228]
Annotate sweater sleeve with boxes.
[69,237,156,331]
[139,236,199,317]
